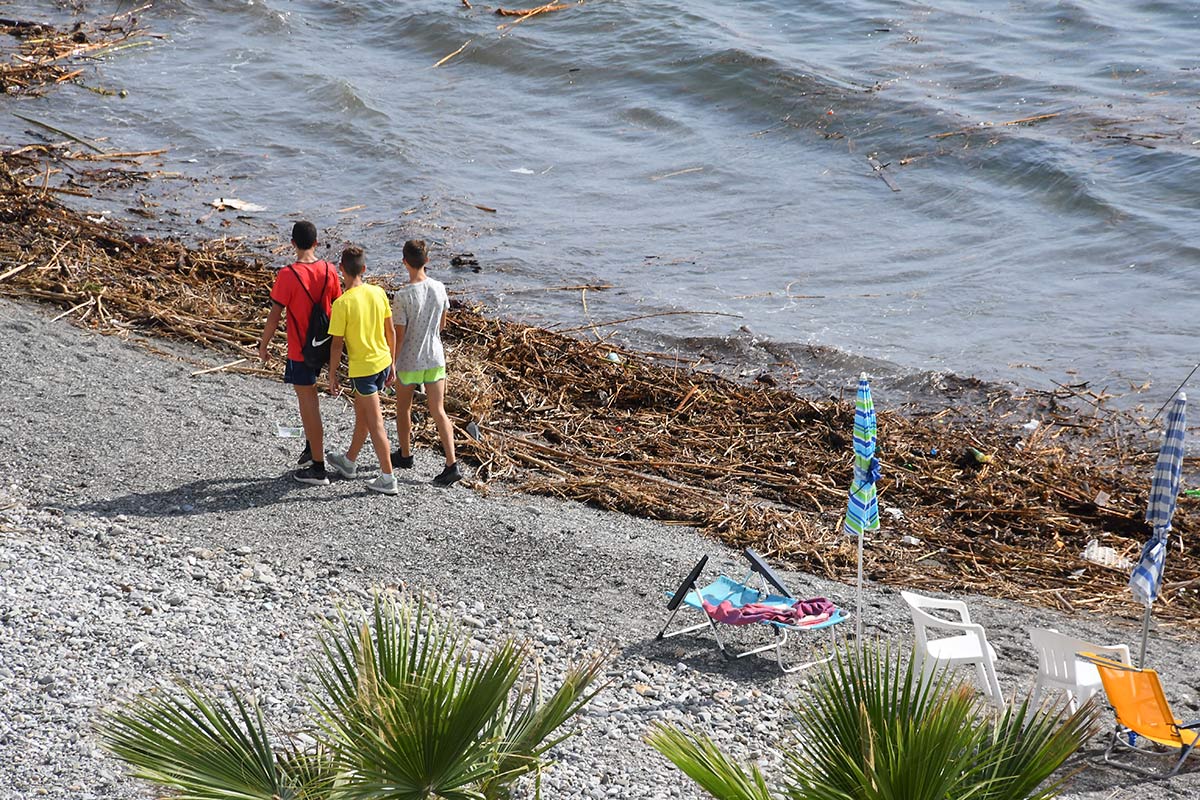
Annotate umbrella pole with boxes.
[1138,604,1153,667]
[856,530,864,646]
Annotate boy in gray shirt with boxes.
[390,239,460,485]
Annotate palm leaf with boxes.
[98,682,306,800]
[782,644,984,800]
[312,595,525,800]
[646,724,775,800]
[650,640,1096,800]
[965,694,1098,800]
[480,651,609,798]
[278,741,339,800]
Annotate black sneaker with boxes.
[432,462,462,487]
[297,440,313,468]
[295,462,329,485]
[391,450,415,469]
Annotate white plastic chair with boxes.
[1028,627,1130,712]
[901,590,1005,709]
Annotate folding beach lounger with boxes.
[658,549,849,674]
[1081,652,1200,777]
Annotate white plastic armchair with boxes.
[901,590,1005,709]
[1028,627,1130,712]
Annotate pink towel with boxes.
[795,597,835,617]
[702,600,795,625]
[701,597,837,626]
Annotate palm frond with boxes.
[98,682,303,800]
[480,651,609,798]
[966,694,1099,800]
[278,740,339,800]
[312,595,526,800]
[783,643,985,800]
[647,724,776,800]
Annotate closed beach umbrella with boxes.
[844,373,881,641]
[1130,392,1186,666]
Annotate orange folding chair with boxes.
[1080,652,1200,777]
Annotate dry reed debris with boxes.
[0,142,1197,627]
[2,7,155,97]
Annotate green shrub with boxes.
[648,643,1097,800]
[99,596,605,800]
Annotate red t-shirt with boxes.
[269,260,342,361]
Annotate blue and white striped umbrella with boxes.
[1131,392,1186,665]
[845,373,880,640]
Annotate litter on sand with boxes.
[275,424,304,438]
[1081,539,1134,571]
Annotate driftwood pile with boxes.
[2,144,1197,626]
[1,8,153,96]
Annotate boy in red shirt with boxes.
[256,221,342,484]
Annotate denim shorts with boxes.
[284,358,319,386]
[351,367,391,396]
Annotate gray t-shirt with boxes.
[391,278,449,372]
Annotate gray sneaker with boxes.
[326,452,358,479]
[365,473,399,495]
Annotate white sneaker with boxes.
[365,473,399,495]
[326,452,357,479]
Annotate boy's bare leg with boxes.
[293,385,323,459]
[425,380,456,465]
[395,384,415,457]
[345,400,369,462]
[355,392,393,473]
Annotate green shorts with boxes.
[397,366,446,386]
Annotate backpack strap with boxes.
[286,261,332,305]
[312,261,329,306]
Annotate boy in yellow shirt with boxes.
[324,246,398,495]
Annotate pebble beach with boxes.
[2,297,1199,799]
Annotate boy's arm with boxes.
[258,301,284,363]
[328,336,345,396]
[384,316,396,385]
[440,308,448,332]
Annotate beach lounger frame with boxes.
[658,550,849,674]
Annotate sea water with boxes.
[4,0,1199,403]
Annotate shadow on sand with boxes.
[69,473,344,518]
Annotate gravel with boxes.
[1,298,1198,799]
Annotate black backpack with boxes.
[288,262,333,370]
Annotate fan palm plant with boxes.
[648,643,1098,800]
[99,595,605,800]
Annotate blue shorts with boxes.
[351,367,390,396]
[284,359,319,386]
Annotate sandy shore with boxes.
[0,296,1197,799]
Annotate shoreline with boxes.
[1,295,1199,799]
[0,140,1198,627]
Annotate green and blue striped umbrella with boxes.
[845,373,880,537]
[845,373,880,640]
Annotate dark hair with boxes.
[340,245,366,276]
[403,239,428,269]
[291,220,318,250]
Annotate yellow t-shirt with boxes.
[328,283,392,378]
